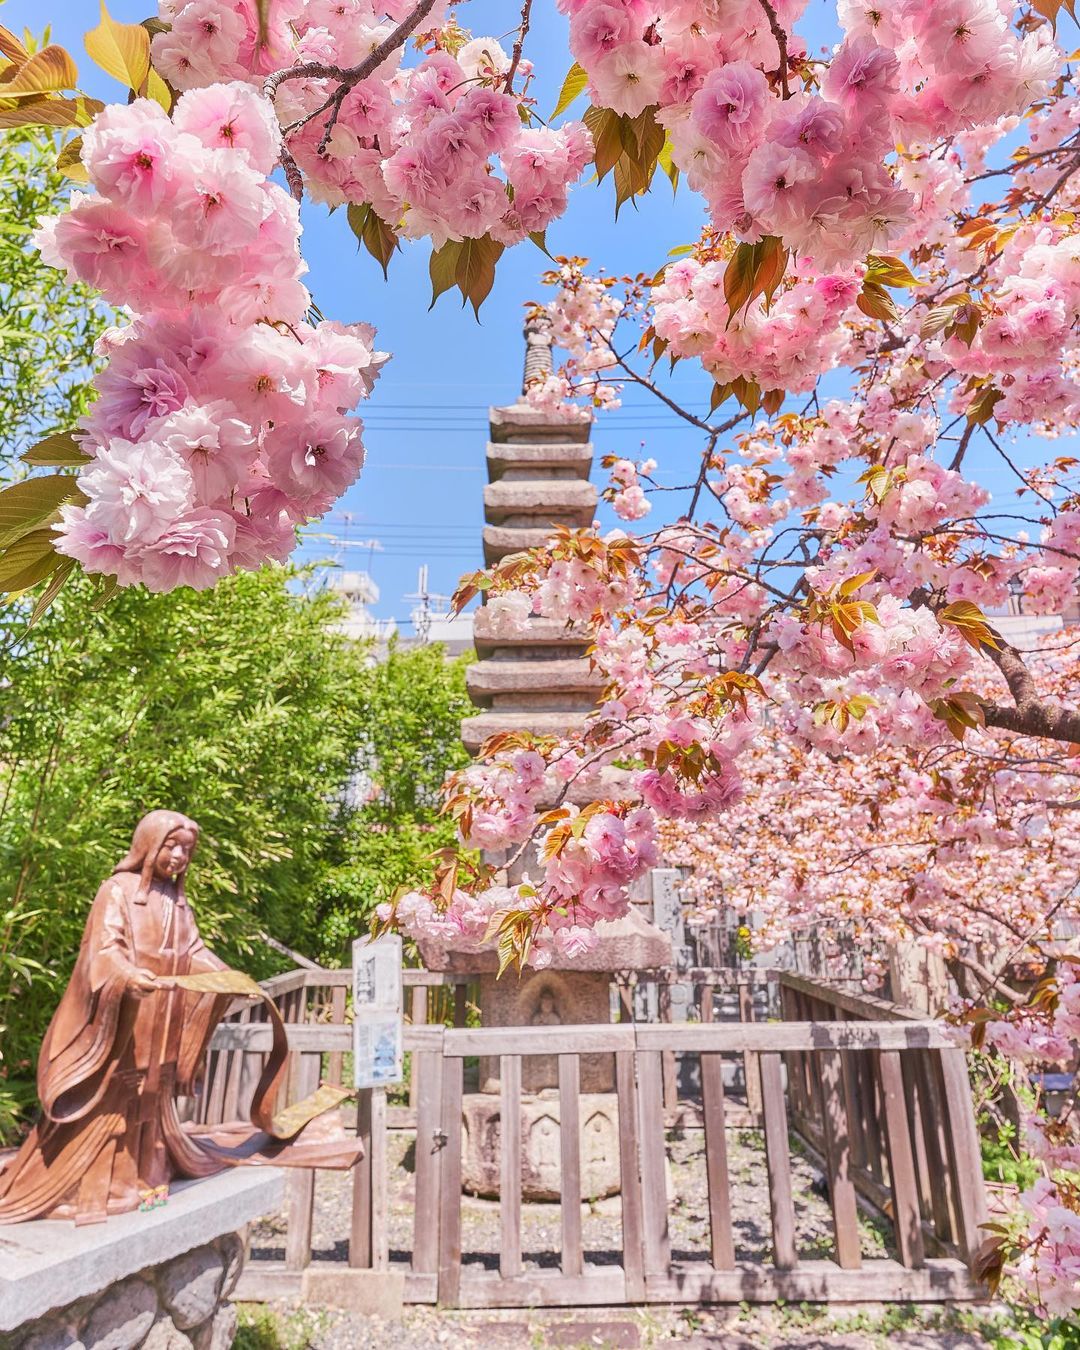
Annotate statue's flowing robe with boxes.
[0,873,358,1225]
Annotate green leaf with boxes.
[21,431,92,468]
[856,282,899,323]
[709,382,731,413]
[90,573,120,610]
[84,0,150,90]
[865,253,920,288]
[967,385,1003,426]
[56,136,89,183]
[0,24,30,66]
[0,529,63,593]
[428,238,463,309]
[27,556,76,627]
[724,237,788,323]
[657,134,679,193]
[526,230,552,258]
[0,44,78,97]
[144,66,172,113]
[612,106,664,211]
[0,96,103,130]
[0,474,83,551]
[346,201,399,280]
[583,104,624,181]
[455,233,505,317]
[938,600,1001,651]
[550,61,587,119]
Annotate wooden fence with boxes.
[200,968,988,1309]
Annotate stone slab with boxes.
[417,908,672,976]
[483,481,596,525]
[461,709,589,755]
[483,525,566,565]
[0,1168,284,1331]
[489,404,592,444]
[472,610,590,657]
[487,442,593,481]
[465,655,601,702]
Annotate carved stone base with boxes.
[461,1091,620,1202]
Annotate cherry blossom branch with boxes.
[756,0,792,97]
[981,640,1080,743]
[264,0,437,162]
[503,0,533,95]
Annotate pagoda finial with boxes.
[521,311,553,395]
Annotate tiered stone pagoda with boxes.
[461,314,602,759]
[418,318,671,1201]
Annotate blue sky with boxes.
[5,1,1058,628]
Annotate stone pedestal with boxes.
[420,911,671,1203]
[477,969,614,1093]
[0,1168,283,1347]
[462,1091,620,1201]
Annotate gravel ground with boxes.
[243,1126,991,1349]
[237,1302,994,1350]
[251,1126,893,1269]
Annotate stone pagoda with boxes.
[418,318,671,1201]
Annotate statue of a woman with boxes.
[0,811,357,1225]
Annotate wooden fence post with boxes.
[412,1045,444,1277]
[738,980,762,1117]
[326,983,347,1087]
[558,1054,584,1277]
[759,1051,798,1270]
[349,1088,373,1268]
[819,1049,861,1270]
[877,1050,925,1269]
[615,1048,646,1301]
[284,1052,320,1272]
[937,1047,990,1269]
[636,1048,671,1277]
[437,1055,464,1306]
[700,1050,735,1270]
[499,1054,523,1279]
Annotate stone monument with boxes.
[426,322,672,1201]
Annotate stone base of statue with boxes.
[461,1089,620,1202]
[0,1166,283,1347]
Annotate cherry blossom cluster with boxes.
[650,253,858,394]
[524,263,624,417]
[1013,1178,1080,1318]
[383,800,659,968]
[563,0,1056,269]
[604,455,655,522]
[36,82,386,590]
[154,2,593,251]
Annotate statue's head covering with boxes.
[113,810,199,903]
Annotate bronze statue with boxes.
[0,811,359,1225]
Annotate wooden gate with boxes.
[202,971,988,1309]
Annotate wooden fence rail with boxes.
[201,974,988,1310]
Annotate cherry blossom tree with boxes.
[3,0,1080,1313]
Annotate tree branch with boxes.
[981,638,1080,743]
[264,0,437,173]
[503,0,533,96]
[756,0,791,97]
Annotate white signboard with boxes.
[352,934,403,1090]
